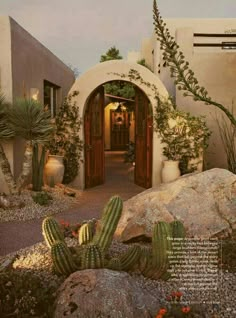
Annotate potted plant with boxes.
[154,97,211,183]
[45,91,83,186]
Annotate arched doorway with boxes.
[84,83,153,189]
[68,60,169,190]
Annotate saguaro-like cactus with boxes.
[81,244,104,269]
[51,241,77,275]
[152,221,172,279]
[42,216,64,248]
[93,195,123,252]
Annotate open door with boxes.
[135,87,153,188]
[84,86,105,188]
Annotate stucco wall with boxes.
[0,17,14,193]
[0,16,75,193]
[139,19,236,170]
[68,60,169,189]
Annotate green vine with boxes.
[48,91,83,184]
[153,0,236,127]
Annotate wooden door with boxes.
[84,86,105,188]
[110,110,129,150]
[135,88,153,188]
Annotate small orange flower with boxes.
[176,291,183,298]
[181,306,191,314]
[158,308,167,315]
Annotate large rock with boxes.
[54,269,155,318]
[116,169,236,241]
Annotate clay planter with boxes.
[44,155,65,186]
[161,160,180,183]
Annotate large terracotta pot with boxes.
[161,160,181,183]
[44,155,65,186]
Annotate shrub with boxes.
[0,269,59,317]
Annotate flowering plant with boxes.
[156,291,203,317]
[59,219,81,238]
[154,97,211,173]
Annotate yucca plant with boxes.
[6,98,54,191]
[0,93,17,194]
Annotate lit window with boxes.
[44,80,60,117]
[222,42,236,50]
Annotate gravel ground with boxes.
[1,238,235,318]
[0,186,81,223]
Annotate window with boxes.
[222,42,236,50]
[44,80,60,117]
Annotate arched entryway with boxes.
[84,83,152,189]
[68,60,169,190]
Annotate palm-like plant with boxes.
[6,99,54,191]
[0,93,17,194]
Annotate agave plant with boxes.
[6,98,54,191]
[0,93,17,194]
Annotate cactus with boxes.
[81,244,104,269]
[32,144,46,191]
[152,221,172,279]
[42,216,64,248]
[78,220,96,245]
[118,245,141,271]
[171,220,186,238]
[107,257,122,271]
[92,195,123,252]
[51,241,77,275]
[138,246,152,274]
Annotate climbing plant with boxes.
[48,91,83,184]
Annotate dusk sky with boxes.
[0,0,235,74]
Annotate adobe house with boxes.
[0,16,75,193]
[68,19,236,191]
[129,18,236,170]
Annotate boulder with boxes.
[53,269,155,318]
[115,169,236,241]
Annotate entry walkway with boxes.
[0,152,144,256]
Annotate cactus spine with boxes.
[51,241,77,275]
[93,195,123,252]
[78,221,94,245]
[81,244,104,269]
[42,216,64,248]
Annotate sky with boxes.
[0,0,235,74]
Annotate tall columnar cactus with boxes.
[78,221,94,245]
[32,144,46,191]
[171,220,186,239]
[51,241,77,275]
[118,245,142,271]
[81,244,104,269]
[42,216,64,248]
[152,221,172,279]
[92,195,123,252]
[138,246,152,274]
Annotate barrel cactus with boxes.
[81,244,104,269]
[51,241,77,275]
[42,216,64,248]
